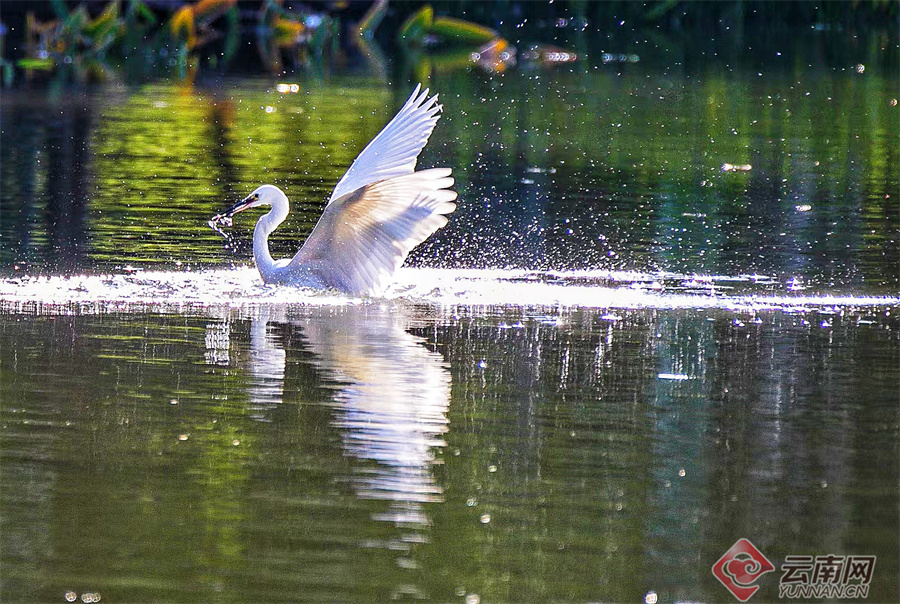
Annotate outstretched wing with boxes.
[329,84,442,204]
[291,169,457,296]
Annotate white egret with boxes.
[211,85,457,297]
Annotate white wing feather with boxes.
[329,84,442,204]
[290,169,457,296]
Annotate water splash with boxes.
[1,267,897,315]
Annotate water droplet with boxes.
[178,434,190,441]
[65,592,77,603]
[488,465,497,473]
[645,591,658,604]
[678,468,686,477]
[170,399,178,405]
[465,595,481,604]
[480,514,491,524]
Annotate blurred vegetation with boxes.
[0,0,896,85]
[399,5,498,46]
[3,0,339,83]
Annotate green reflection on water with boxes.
[2,61,895,290]
[1,306,898,602]
[87,81,395,268]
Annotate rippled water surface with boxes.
[2,302,898,603]
[1,12,898,603]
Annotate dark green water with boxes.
[2,61,897,290]
[2,304,898,602]
[1,17,899,604]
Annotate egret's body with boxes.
[213,85,456,297]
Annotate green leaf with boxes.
[17,58,56,70]
[399,5,433,44]
[430,16,497,44]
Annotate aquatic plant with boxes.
[254,1,337,74]
[167,0,237,51]
[20,0,125,73]
[398,5,499,47]
[357,0,388,40]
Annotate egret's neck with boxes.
[253,191,289,279]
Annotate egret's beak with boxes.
[211,193,258,225]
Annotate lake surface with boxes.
[1,15,898,603]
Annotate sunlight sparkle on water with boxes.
[658,373,692,381]
[1,267,897,316]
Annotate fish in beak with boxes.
[209,192,260,229]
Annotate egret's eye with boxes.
[251,193,259,201]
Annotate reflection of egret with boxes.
[211,86,457,296]
[244,306,451,524]
[246,306,286,416]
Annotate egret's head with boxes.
[224,185,283,214]
[212,185,285,226]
